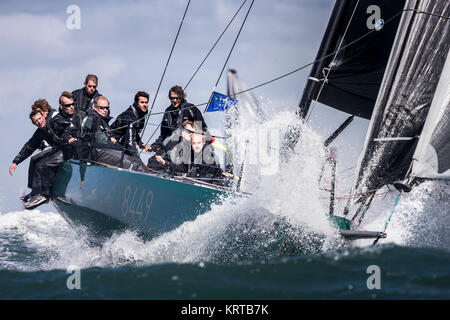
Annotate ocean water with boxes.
[1,112,449,300]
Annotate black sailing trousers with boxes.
[31,148,64,196]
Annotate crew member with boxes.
[9,109,64,209]
[186,131,225,185]
[111,91,151,155]
[147,120,195,174]
[72,74,102,117]
[149,86,209,153]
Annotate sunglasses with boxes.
[182,128,194,134]
[97,106,110,110]
[169,96,182,101]
[62,103,74,108]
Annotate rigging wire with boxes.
[139,0,249,152]
[141,0,191,140]
[110,6,411,135]
[184,0,248,90]
[373,192,402,245]
[113,7,448,152]
[214,0,254,90]
[204,0,255,112]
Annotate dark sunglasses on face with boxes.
[170,96,181,101]
[62,103,74,108]
[97,106,110,110]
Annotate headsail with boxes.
[225,69,264,191]
[409,48,450,180]
[227,69,264,122]
[298,0,406,119]
[348,0,450,219]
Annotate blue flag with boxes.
[206,91,238,112]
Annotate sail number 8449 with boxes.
[122,185,153,221]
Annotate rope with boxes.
[184,0,248,90]
[333,189,392,200]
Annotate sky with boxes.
[0,0,369,212]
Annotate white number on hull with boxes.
[122,185,153,221]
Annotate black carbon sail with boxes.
[297,0,450,227]
[348,0,450,221]
[298,0,406,119]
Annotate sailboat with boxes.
[50,0,449,244]
[296,0,450,241]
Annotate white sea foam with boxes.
[350,180,450,249]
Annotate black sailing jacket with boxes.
[80,109,114,145]
[12,125,58,165]
[72,87,101,116]
[110,104,148,151]
[150,100,208,152]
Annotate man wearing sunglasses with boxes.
[18,91,82,208]
[50,91,81,151]
[79,95,148,172]
[79,95,116,149]
[149,85,209,154]
[72,74,102,117]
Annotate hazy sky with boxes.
[0,0,369,212]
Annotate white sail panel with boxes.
[226,69,263,122]
[411,48,450,179]
[225,69,265,192]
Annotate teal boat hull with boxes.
[50,161,382,243]
[51,161,231,237]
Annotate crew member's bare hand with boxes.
[9,163,17,176]
[68,138,77,144]
[111,137,117,144]
[155,155,166,165]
